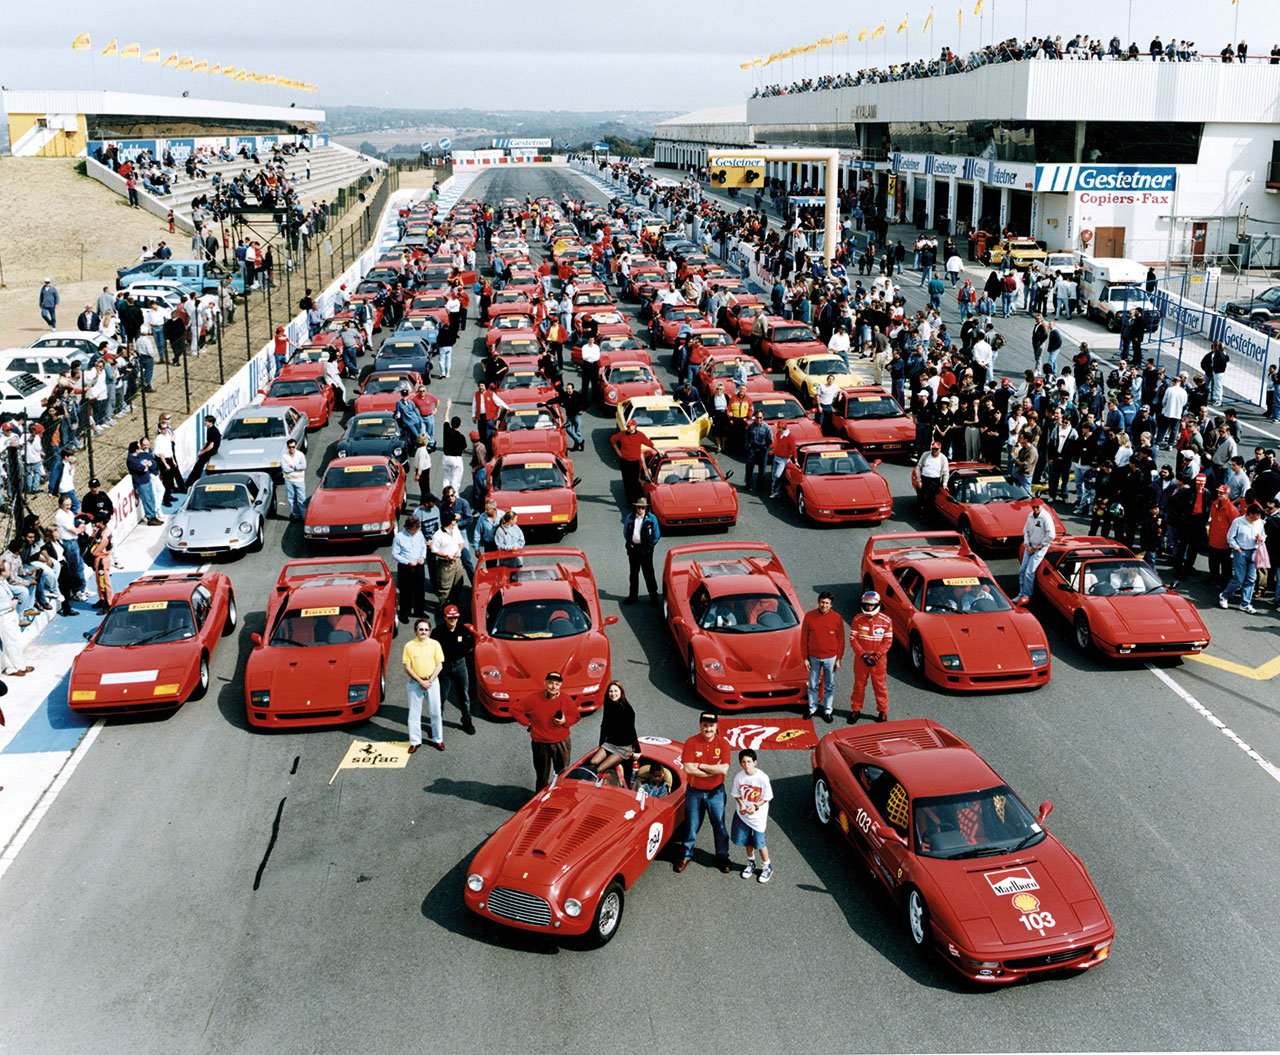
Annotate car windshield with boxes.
[268,380,321,398]
[773,326,815,343]
[1079,560,1167,596]
[628,405,690,427]
[803,358,847,376]
[503,410,556,431]
[381,343,424,357]
[96,599,195,647]
[608,366,655,384]
[187,482,250,511]
[323,464,391,489]
[654,456,720,484]
[501,371,546,390]
[955,475,1029,503]
[496,315,533,329]
[754,399,804,421]
[696,591,798,633]
[224,416,286,440]
[364,376,410,394]
[601,337,642,351]
[490,598,591,639]
[500,341,540,355]
[711,360,760,379]
[1103,288,1149,304]
[593,311,625,325]
[695,332,734,347]
[350,418,399,439]
[842,395,903,420]
[494,461,563,491]
[270,605,366,646]
[913,785,1044,859]
[31,338,90,351]
[802,449,871,476]
[921,576,1013,614]
[576,293,611,306]
[665,308,703,321]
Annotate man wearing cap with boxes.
[611,417,655,506]
[403,617,445,754]
[39,279,60,330]
[621,497,661,605]
[512,671,581,789]
[915,440,950,517]
[849,591,893,722]
[186,415,221,488]
[1017,496,1056,602]
[675,712,733,874]
[433,605,476,735]
[430,510,467,608]
[272,327,296,374]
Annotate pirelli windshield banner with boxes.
[709,154,766,188]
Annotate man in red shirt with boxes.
[801,591,845,723]
[610,417,656,506]
[849,591,894,722]
[768,421,797,498]
[511,671,580,789]
[675,712,733,874]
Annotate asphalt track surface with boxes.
[0,165,1277,1054]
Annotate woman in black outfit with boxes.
[590,681,641,784]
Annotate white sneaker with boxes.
[758,864,773,884]
[1241,605,1258,614]
[741,860,755,879]
[1218,596,1228,609]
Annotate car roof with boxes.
[325,455,391,467]
[880,747,998,797]
[897,556,989,579]
[114,575,204,604]
[230,404,293,420]
[281,582,366,607]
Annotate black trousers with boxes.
[397,562,426,618]
[440,658,473,720]
[626,544,658,599]
[621,460,642,505]
[532,738,571,789]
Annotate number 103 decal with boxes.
[854,808,874,835]
[1018,910,1057,935]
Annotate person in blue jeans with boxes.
[1219,505,1264,613]
[674,712,733,874]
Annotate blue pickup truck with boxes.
[116,259,246,296]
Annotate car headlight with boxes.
[348,684,369,702]
[169,526,183,538]
[362,520,391,532]
[393,446,404,457]
[481,667,502,681]
[1093,942,1111,960]
[587,659,606,674]
[250,690,271,706]
[964,958,1001,969]
[238,521,254,534]
[1029,648,1049,668]
[701,658,723,673]
[563,898,583,918]
[467,874,485,893]
[939,654,963,670]
[607,389,618,401]
[337,449,348,458]
[309,524,330,534]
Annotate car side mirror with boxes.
[572,476,583,487]
[723,470,734,481]
[873,823,908,847]
[250,632,263,647]
[82,631,94,642]
[464,623,478,635]
[603,615,619,627]
[1057,581,1073,592]
[871,458,882,468]
[1037,801,1054,823]
[670,616,685,629]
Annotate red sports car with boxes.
[810,718,1115,983]
[748,393,824,447]
[490,404,568,458]
[484,452,581,536]
[911,462,1065,550]
[575,308,632,343]
[68,571,236,716]
[244,557,397,729]
[259,367,334,428]
[694,351,773,403]
[640,448,738,531]
[464,735,687,946]
[685,327,740,370]
[486,309,539,352]
[1032,537,1210,657]
[831,386,916,457]
[662,542,807,711]
[761,319,825,369]
[601,360,664,407]
[491,335,543,361]
[303,456,407,547]
[471,547,617,717]
[653,304,709,346]
[860,531,1051,692]
[354,370,427,415]
[495,355,556,406]
[723,299,766,341]
[779,440,894,524]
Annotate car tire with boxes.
[300,434,308,453]
[813,772,833,828]
[191,653,210,701]
[249,519,264,553]
[909,633,925,674]
[1074,613,1093,652]
[688,653,699,690]
[1106,314,1119,334]
[796,491,807,520]
[266,486,277,517]
[585,881,625,948]
[378,664,386,705]
[222,591,238,636]
[958,518,973,546]
[906,887,930,949]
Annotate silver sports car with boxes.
[166,472,276,559]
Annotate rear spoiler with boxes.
[663,541,779,578]
[864,532,973,563]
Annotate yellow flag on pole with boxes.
[957,6,963,27]
[142,48,160,62]
[835,31,849,44]
[897,16,909,33]
[210,63,221,75]
[162,53,178,68]
[923,10,934,32]
[752,57,763,66]
[974,0,983,13]
[101,39,118,57]
[234,69,248,82]
[71,33,91,51]
[120,42,140,59]
[818,36,834,47]
[177,55,194,71]
[858,27,868,41]
[223,65,236,77]
[871,23,886,39]
[193,59,209,73]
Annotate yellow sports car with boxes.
[785,354,874,405]
[615,396,711,450]
[986,238,1047,270]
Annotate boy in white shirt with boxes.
[732,749,775,883]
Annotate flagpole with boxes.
[1234,0,1240,45]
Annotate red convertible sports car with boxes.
[259,367,334,429]
[830,386,916,457]
[662,542,807,711]
[860,531,1051,692]
[490,404,568,458]
[354,370,427,415]
[68,571,236,716]
[1032,537,1210,657]
[471,547,617,717]
[912,462,1064,550]
[244,557,397,728]
[760,319,826,369]
[464,735,687,946]
[653,304,709,346]
[484,452,581,536]
[779,440,893,524]
[810,719,1115,983]
[601,360,664,407]
[695,351,773,403]
[639,447,738,531]
[303,456,407,547]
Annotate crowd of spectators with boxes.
[753,36,1280,98]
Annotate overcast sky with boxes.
[1,0,1271,116]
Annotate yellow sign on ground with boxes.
[336,741,413,773]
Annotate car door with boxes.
[936,477,965,527]
[388,460,405,511]
[1036,550,1075,619]
[853,762,912,895]
[191,583,216,649]
[285,408,304,447]
[882,566,923,644]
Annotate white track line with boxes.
[1147,663,1280,784]
[0,721,104,881]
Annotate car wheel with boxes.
[222,591,238,636]
[909,633,925,674]
[266,486,277,517]
[567,514,578,533]
[688,654,699,690]
[958,518,973,545]
[1106,314,1119,334]
[300,434,308,453]
[378,664,386,704]
[906,887,930,948]
[796,491,807,519]
[249,519,265,552]
[191,653,210,701]
[813,772,833,827]
[1074,613,1093,652]
[585,881,625,947]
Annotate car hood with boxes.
[209,441,287,471]
[355,395,398,413]
[488,487,574,519]
[1084,593,1207,639]
[485,788,633,890]
[697,627,806,682]
[308,487,393,523]
[494,431,566,456]
[846,417,915,443]
[246,641,382,705]
[341,436,403,457]
[771,340,826,359]
[71,648,191,695]
[971,502,1062,537]
[916,612,1044,671]
[171,506,253,539]
[653,481,737,515]
[802,474,887,505]
[476,631,608,691]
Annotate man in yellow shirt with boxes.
[402,617,445,753]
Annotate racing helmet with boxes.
[861,591,882,615]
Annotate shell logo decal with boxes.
[1011,892,1041,913]
[645,822,664,860]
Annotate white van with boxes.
[1077,257,1153,332]
[1044,251,1078,274]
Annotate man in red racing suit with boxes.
[849,591,893,722]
